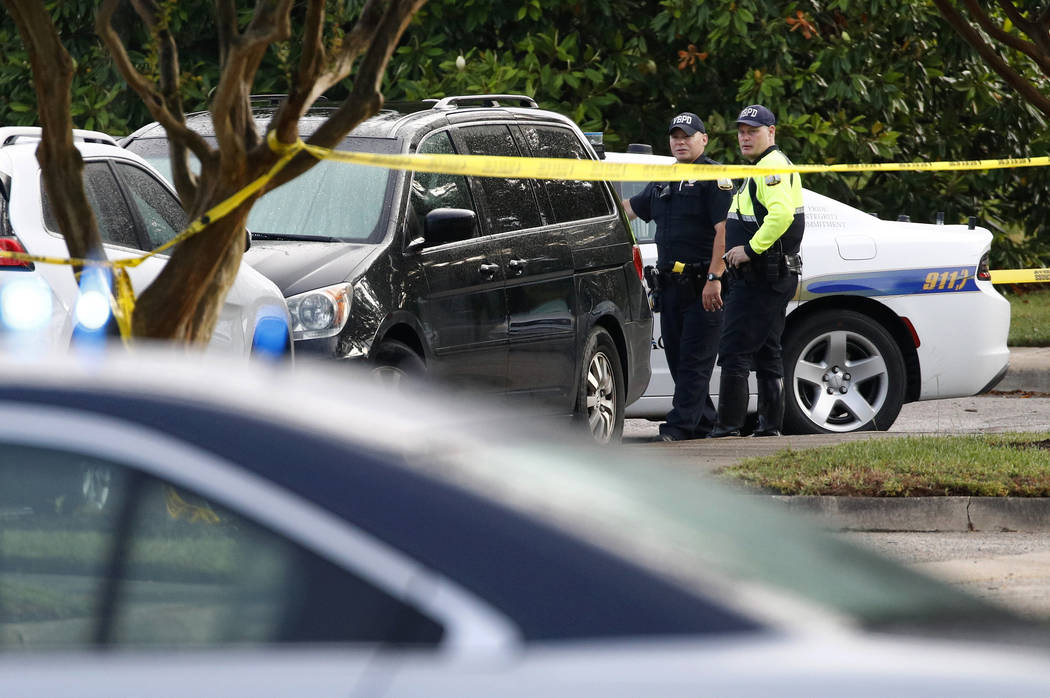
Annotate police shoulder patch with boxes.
[717,177,733,191]
[765,174,782,186]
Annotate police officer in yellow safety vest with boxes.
[709,104,804,438]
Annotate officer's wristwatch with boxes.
[706,273,722,282]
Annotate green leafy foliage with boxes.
[2,0,1048,266]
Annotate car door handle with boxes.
[478,262,500,279]
[508,258,527,276]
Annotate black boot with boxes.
[753,376,784,437]
[708,374,749,438]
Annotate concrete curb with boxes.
[768,496,1050,532]
[994,346,1050,394]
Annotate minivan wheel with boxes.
[371,340,426,389]
[575,327,625,444]
[782,310,905,434]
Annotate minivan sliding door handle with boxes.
[478,262,500,279]
[507,258,527,277]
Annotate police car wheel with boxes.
[575,327,625,444]
[782,310,905,434]
[371,339,426,389]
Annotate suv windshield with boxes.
[126,135,399,243]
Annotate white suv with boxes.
[0,127,291,358]
[607,147,1010,434]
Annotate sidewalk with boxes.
[628,347,1050,532]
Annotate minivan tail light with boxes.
[0,237,32,270]
[631,245,644,281]
[976,252,991,281]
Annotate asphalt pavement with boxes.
[624,347,1050,533]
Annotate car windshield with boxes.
[127,135,399,243]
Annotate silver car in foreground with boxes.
[1,350,1049,696]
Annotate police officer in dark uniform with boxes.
[710,104,804,438]
[623,112,733,441]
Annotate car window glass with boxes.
[520,125,613,223]
[42,163,138,249]
[128,135,398,243]
[459,125,541,234]
[410,131,475,242]
[615,180,657,243]
[0,444,443,650]
[248,158,390,241]
[113,163,189,250]
[0,188,11,237]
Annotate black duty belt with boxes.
[656,260,709,276]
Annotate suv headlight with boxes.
[287,282,352,341]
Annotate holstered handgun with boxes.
[643,265,662,310]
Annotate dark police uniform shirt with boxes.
[628,154,733,268]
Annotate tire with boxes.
[574,327,625,444]
[782,310,905,434]
[371,340,426,389]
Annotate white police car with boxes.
[609,147,1010,433]
[0,127,291,358]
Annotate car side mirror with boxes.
[424,208,476,247]
[245,228,252,251]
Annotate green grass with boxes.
[717,433,1050,496]
[1006,286,1050,346]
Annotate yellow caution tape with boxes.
[989,268,1050,284]
[164,485,221,524]
[290,136,1050,182]
[2,129,1049,339]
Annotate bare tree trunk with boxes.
[1,0,104,271]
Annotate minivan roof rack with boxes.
[431,94,538,110]
[246,94,331,107]
[0,127,119,148]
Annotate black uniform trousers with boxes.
[659,276,722,439]
[718,270,799,379]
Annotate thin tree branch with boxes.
[967,0,1050,75]
[272,0,388,144]
[124,0,201,205]
[1,0,103,269]
[96,0,212,166]
[263,0,427,191]
[933,0,1050,118]
[211,0,294,170]
[216,0,237,69]
[306,0,428,149]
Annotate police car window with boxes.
[410,131,476,242]
[458,125,541,234]
[615,180,657,243]
[41,163,139,249]
[0,443,443,650]
[519,125,613,223]
[0,186,11,237]
[113,163,189,250]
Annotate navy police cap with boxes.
[736,104,776,127]
[668,112,706,135]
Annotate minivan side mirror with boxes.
[423,207,476,247]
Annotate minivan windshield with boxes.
[127,135,399,243]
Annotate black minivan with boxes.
[122,94,652,442]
